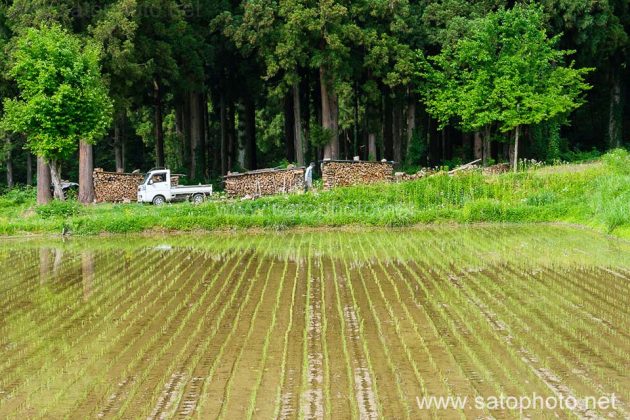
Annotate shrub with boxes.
[462,198,504,222]
[35,200,82,219]
[602,148,630,175]
[0,187,36,208]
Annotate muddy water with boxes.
[0,225,628,419]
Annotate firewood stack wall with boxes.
[322,161,394,190]
[224,168,306,198]
[93,169,144,203]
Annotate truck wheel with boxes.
[192,193,205,204]
[152,195,166,206]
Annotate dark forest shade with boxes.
[0,1,628,189]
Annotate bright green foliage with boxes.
[422,4,591,134]
[0,153,628,238]
[1,25,112,162]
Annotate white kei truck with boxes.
[137,168,213,205]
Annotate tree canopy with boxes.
[1,25,112,197]
[422,5,591,134]
[0,0,627,194]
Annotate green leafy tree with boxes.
[422,4,591,170]
[1,25,112,199]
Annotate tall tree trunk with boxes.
[180,94,193,177]
[154,80,165,167]
[284,92,295,162]
[114,114,124,173]
[473,132,482,160]
[5,139,13,189]
[608,66,623,148]
[368,133,377,161]
[353,83,359,157]
[227,102,236,172]
[383,92,393,160]
[405,99,416,165]
[190,91,201,178]
[392,100,403,164]
[37,156,52,204]
[78,141,95,204]
[220,93,227,175]
[301,73,312,163]
[244,96,257,170]
[482,126,491,166]
[203,94,211,178]
[293,83,304,166]
[26,152,33,185]
[49,159,64,201]
[512,126,520,173]
[320,66,339,159]
[198,92,207,179]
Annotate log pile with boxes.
[93,169,144,203]
[394,168,439,182]
[482,163,510,175]
[321,160,393,190]
[224,167,306,198]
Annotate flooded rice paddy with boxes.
[0,225,628,418]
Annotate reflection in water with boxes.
[39,248,51,285]
[82,251,95,302]
[52,248,64,274]
[0,225,628,418]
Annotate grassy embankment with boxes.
[0,149,628,238]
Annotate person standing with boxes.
[304,162,315,191]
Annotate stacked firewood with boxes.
[224,167,306,198]
[322,161,393,189]
[93,169,144,203]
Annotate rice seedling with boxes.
[0,225,627,417]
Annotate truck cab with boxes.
[138,168,213,205]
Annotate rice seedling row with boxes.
[181,239,274,416]
[27,248,206,417]
[334,236,383,419]
[164,250,263,417]
[343,240,413,418]
[190,251,279,416]
[457,262,629,417]
[327,257,360,419]
[360,235,472,419]
[0,250,147,382]
[0,248,167,412]
[440,227,627,416]
[112,250,244,418]
[274,238,309,420]
[245,244,299,419]
[113,247,251,419]
[0,226,627,418]
[214,251,285,418]
[396,231,541,417]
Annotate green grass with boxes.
[1,149,629,238]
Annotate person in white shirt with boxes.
[304,162,315,191]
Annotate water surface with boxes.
[0,226,628,418]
